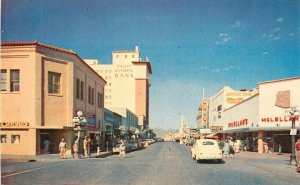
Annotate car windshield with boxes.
[202,141,214,145]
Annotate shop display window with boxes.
[1,135,7,143]
[12,135,20,144]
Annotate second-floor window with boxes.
[88,86,91,104]
[48,72,61,94]
[76,79,80,99]
[10,70,20,92]
[0,69,7,91]
[91,88,94,105]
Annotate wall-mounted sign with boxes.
[200,128,212,134]
[228,119,248,128]
[0,121,30,127]
[275,90,290,108]
[210,126,223,132]
[261,116,298,123]
[115,64,134,78]
[87,113,96,129]
[227,98,244,104]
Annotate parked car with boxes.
[191,139,223,163]
[112,144,121,153]
[128,141,138,151]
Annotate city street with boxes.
[1,142,300,185]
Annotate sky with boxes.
[2,0,300,130]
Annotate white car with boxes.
[191,139,223,163]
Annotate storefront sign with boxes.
[228,119,248,128]
[87,113,96,129]
[210,126,223,132]
[261,116,298,123]
[0,121,29,127]
[227,98,244,104]
[200,128,212,134]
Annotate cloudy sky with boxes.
[2,0,300,129]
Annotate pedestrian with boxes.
[83,136,88,158]
[263,141,269,153]
[119,140,126,158]
[295,139,300,169]
[229,145,235,158]
[73,141,79,159]
[223,142,229,158]
[59,138,67,159]
[43,139,50,153]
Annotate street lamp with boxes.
[72,111,87,158]
[285,106,300,165]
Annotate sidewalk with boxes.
[1,151,113,162]
[234,150,291,159]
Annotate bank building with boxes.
[84,46,152,134]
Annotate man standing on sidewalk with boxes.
[295,139,300,169]
[59,138,67,159]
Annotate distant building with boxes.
[196,98,209,128]
[84,46,152,130]
[0,42,106,155]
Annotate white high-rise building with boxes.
[85,46,152,129]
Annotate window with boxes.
[91,88,94,105]
[48,72,61,94]
[97,92,101,108]
[0,70,7,91]
[80,81,84,100]
[132,55,134,58]
[217,105,222,112]
[76,79,80,99]
[88,86,91,104]
[1,135,7,143]
[10,70,20,92]
[125,55,127,58]
[12,135,20,144]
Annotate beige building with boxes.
[0,42,106,155]
[84,46,152,130]
[208,86,258,131]
[221,76,300,154]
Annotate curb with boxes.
[1,152,113,162]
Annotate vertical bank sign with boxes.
[87,113,96,130]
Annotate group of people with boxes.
[58,136,92,159]
[218,139,242,158]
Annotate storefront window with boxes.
[12,135,20,144]
[1,135,7,143]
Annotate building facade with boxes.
[84,46,152,130]
[215,77,300,153]
[196,98,209,128]
[208,86,258,130]
[0,42,106,155]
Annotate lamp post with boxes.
[285,106,300,165]
[72,111,87,158]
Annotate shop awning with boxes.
[205,133,219,139]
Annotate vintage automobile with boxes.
[112,144,121,153]
[191,139,223,163]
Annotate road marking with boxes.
[2,161,72,178]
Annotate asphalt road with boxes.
[1,142,300,185]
